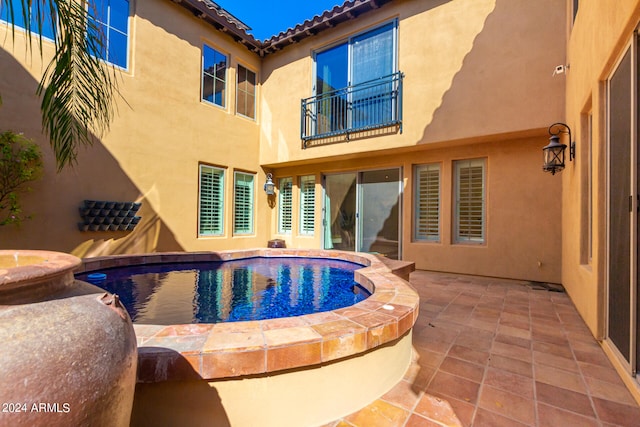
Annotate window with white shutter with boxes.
[234,172,254,234]
[454,159,486,243]
[198,164,224,236]
[278,177,293,234]
[299,175,315,235]
[414,164,440,241]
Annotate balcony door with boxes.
[323,169,401,259]
[313,20,397,135]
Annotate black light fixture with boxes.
[543,122,575,175]
[264,173,275,195]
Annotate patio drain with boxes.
[527,281,565,292]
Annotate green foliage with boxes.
[0,131,43,226]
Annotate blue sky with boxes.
[215,1,344,41]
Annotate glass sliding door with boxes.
[323,169,401,259]
[323,173,357,251]
[359,169,401,259]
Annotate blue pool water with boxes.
[76,257,370,324]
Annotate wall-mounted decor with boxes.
[78,200,142,232]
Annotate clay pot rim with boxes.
[0,250,81,289]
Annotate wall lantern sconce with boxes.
[264,173,275,195]
[543,122,575,175]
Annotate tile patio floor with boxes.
[324,270,640,427]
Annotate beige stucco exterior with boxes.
[562,0,640,401]
[0,0,566,284]
[5,0,640,410]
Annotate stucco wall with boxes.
[259,0,566,166]
[266,134,561,283]
[0,0,267,256]
[564,0,640,337]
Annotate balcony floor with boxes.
[323,270,640,427]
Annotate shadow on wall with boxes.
[0,47,182,256]
[417,0,565,144]
[132,347,231,427]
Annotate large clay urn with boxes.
[0,250,137,427]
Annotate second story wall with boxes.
[259,0,566,167]
[0,0,266,255]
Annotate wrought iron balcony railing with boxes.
[301,72,403,145]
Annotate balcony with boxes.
[301,72,404,146]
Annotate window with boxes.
[0,1,56,39]
[454,159,486,243]
[278,177,292,234]
[236,65,256,119]
[233,172,254,234]
[299,175,315,235]
[202,45,227,107]
[87,0,130,69]
[198,165,224,236]
[308,21,399,138]
[414,164,440,242]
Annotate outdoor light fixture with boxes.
[264,173,275,195]
[543,122,575,175]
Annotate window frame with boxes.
[453,158,486,244]
[233,171,255,235]
[278,177,293,234]
[413,163,441,242]
[202,44,228,108]
[198,164,225,237]
[87,0,131,70]
[0,1,57,40]
[236,64,256,119]
[299,175,316,236]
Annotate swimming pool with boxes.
[76,257,370,324]
[76,249,418,427]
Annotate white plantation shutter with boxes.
[299,175,315,235]
[278,177,293,233]
[198,165,224,236]
[414,164,440,241]
[455,159,485,243]
[234,172,254,234]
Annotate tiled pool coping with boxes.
[77,249,418,383]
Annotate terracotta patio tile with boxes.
[494,333,531,350]
[412,394,463,426]
[592,397,640,427]
[532,340,574,359]
[473,408,531,427]
[534,364,588,394]
[579,361,626,384]
[262,325,322,347]
[491,340,533,363]
[404,413,445,427]
[533,350,579,372]
[573,348,612,367]
[427,371,480,404]
[439,356,485,383]
[483,367,534,398]
[535,381,595,417]
[454,328,494,351]
[478,384,535,425]
[537,402,600,427]
[322,331,368,361]
[584,375,637,405]
[447,344,490,366]
[343,399,409,427]
[381,379,422,410]
[200,349,265,378]
[488,354,533,378]
[266,341,322,371]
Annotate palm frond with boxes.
[2,0,120,172]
